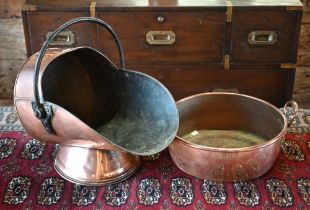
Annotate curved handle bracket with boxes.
[32,101,55,134]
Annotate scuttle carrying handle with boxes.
[32,17,126,134]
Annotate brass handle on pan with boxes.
[283,100,299,126]
[32,17,126,134]
[248,31,277,45]
[146,31,175,45]
[46,31,75,46]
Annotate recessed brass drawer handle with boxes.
[146,31,175,45]
[248,31,277,45]
[46,31,75,46]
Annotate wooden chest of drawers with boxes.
[22,0,303,107]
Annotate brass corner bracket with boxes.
[286,6,303,11]
[280,63,297,69]
[90,1,96,17]
[224,54,230,69]
[22,4,37,11]
[226,0,233,22]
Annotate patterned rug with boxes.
[0,106,309,210]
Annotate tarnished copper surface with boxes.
[169,93,296,182]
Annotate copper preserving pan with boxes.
[169,93,297,182]
[14,17,178,185]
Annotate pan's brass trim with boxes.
[224,54,230,70]
[281,63,297,69]
[248,31,277,45]
[146,31,176,45]
[226,0,233,22]
[90,1,96,18]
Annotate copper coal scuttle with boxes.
[14,17,179,185]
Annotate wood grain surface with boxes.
[97,11,225,65]
[0,0,22,18]
[0,18,26,100]
[0,0,309,108]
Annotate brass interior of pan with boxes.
[177,94,285,149]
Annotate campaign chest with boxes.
[21,0,303,107]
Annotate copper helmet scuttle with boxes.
[14,17,179,185]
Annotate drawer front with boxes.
[97,12,225,66]
[231,10,298,64]
[132,66,293,107]
[26,12,91,55]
